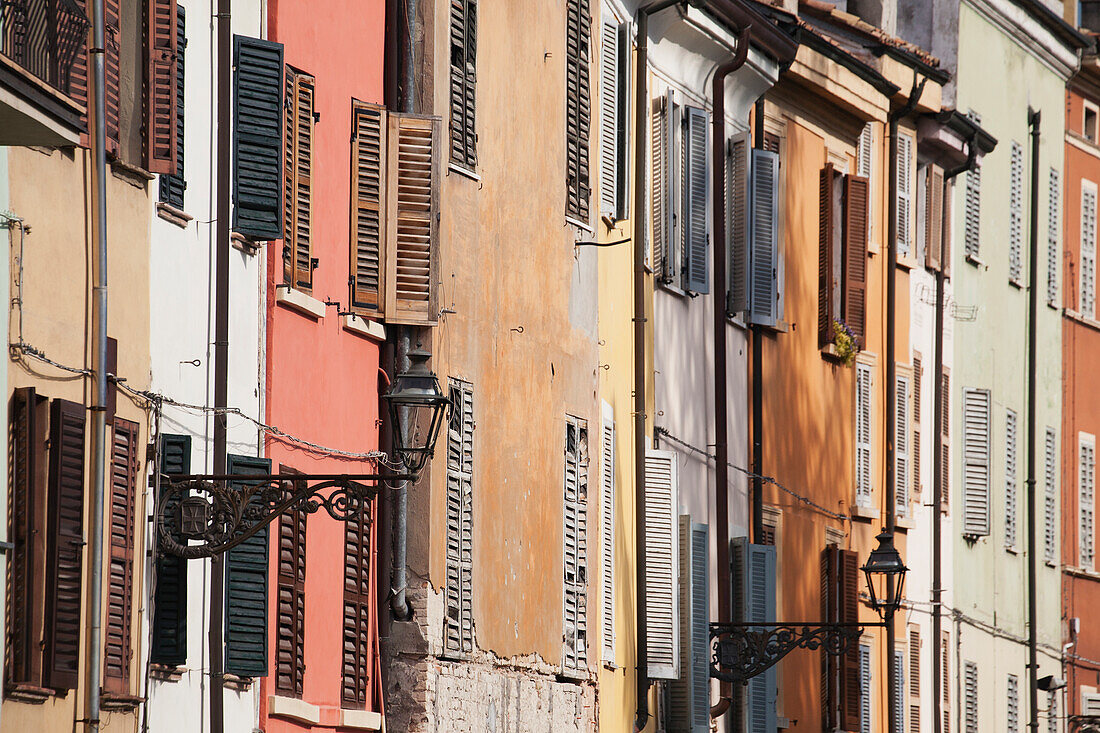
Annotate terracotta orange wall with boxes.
[261,0,386,726]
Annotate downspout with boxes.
[709,33,750,722]
[1026,107,1041,733]
[933,131,979,733]
[84,0,109,727]
[751,96,764,548]
[886,73,926,733]
[633,3,679,729]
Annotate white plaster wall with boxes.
[143,1,266,731]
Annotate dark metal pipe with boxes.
[1026,107,1041,733]
[751,96,764,548]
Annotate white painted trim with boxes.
[268,695,321,725]
[339,708,383,730]
[275,284,326,319]
[342,313,386,341]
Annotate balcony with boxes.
[0,0,87,146]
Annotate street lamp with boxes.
[861,529,908,618]
[382,347,451,474]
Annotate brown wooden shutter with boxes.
[45,399,86,690]
[104,0,121,151]
[925,165,945,271]
[843,175,869,347]
[145,0,178,173]
[838,549,861,732]
[69,0,90,142]
[350,101,387,313]
[385,114,442,325]
[819,164,836,347]
[565,0,591,222]
[941,370,951,508]
[342,499,375,708]
[282,68,314,291]
[941,632,951,733]
[8,388,49,687]
[448,0,477,169]
[821,546,838,730]
[275,470,306,697]
[104,418,138,692]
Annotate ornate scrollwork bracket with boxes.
[155,467,415,559]
[710,622,878,684]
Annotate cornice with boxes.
[963,0,1080,80]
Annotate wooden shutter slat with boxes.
[158,6,186,209]
[224,454,272,677]
[341,496,375,708]
[151,433,190,666]
[598,15,618,217]
[644,449,678,679]
[104,0,120,150]
[145,0,178,173]
[1048,168,1060,304]
[925,165,944,271]
[599,405,615,665]
[844,174,869,345]
[962,388,991,536]
[651,92,674,280]
[350,101,387,312]
[104,418,138,692]
[727,132,751,316]
[232,35,284,240]
[562,418,588,673]
[896,374,910,517]
[1005,409,1018,549]
[896,133,912,257]
[749,148,780,326]
[443,380,474,656]
[1009,141,1024,282]
[448,0,477,168]
[1044,428,1057,562]
[683,106,709,294]
[282,69,314,291]
[275,470,306,696]
[819,164,836,346]
[565,0,591,222]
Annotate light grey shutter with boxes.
[682,106,709,293]
[749,148,780,327]
[858,124,873,180]
[1081,184,1096,318]
[859,644,872,733]
[1009,141,1024,282]
[1045,428,1057,564]
[964,661,978,733]
[1080,434,1095,570]
[652,91,675,281]
[893,651,906,733]
[1007,674,1020,733]
[1048,691,1058,733]
[856,362,873,506]
[1005,408,1018,550]
[964,162,981,258]
[1048,168,1060,304]
[962,388,991,537]
[748,542,778,733]
[444,379,474,655]
[562,417,589,673]
[600,402,615,664]
[670,519,709,733]
[896,374,910,517]
[727,131,751,316]
[645,448,679,679]
[599,12,619,218]
[896,133,913,257]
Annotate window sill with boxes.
[1048,300,1060,311]
[657,280,688,298]
[965,253,986,269]
[268,696,382,731]
[1009,278,1023,290]
[1065,308,1100,333]
[222,674,252,692]
[447,162,480,182]
[231,232,259,255]
[1065,564,1100,580]
[156,202,192,229]
[851,504,879,521]
[276,285,325,319]
[148,663,185,682]
[269,695,320,725]
[110,158,155,188]
[100,691,143,712]
[565,215,593,234]
[5,683,53,704]
[342,313,386,341]
[895,515,915,531]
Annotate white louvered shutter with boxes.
[909,628,920,733]
[858,124,873,180]
[859,644,872,733]
[893,651,906,733]
[856,362,873,506]
[1045,428,1057,564]
[1007,674,1020,733]
[1080,434,1095,570]
[444,380,474,655]
[1009,142,1024,282]
[1048,691,1059,733]
[1081,183,1097,318]
[965,162,982,258]
[964,661,978,733]
[562,417,589,673]
[749,148,780,327]
[645,449,678,679]
[727,131,751,316]
[600,403,615,664]
[683,106,709,293]
[896,374,911,517]
[962,388,991,536]
[670,519,709,733]
[651,91,675,281]
[598,13,618,218]
[1005,408,1018,550]
[1049,168,1061,304]
[896,132,913,257]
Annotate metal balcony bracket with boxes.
[155,469,414,559]
[709,622,873,684]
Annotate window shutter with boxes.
[963,662,978,733]
[599,402,615,665]
[821,546,861,731]
[749,148,780,326]
[844,174,869,344]
[819,164,838,346]
[385,114,442,325]
[599,13,619,218]
[341,494,374,708]
[283,68,314,291]
[448,0,477,169]
[565,0,591,222]
[104,418,139,693]
[670,519,710,733]
[1005,409,1018,549]
[909,627,920,733]
[896,373,910,517]
[1007,674,1020,733]
[962,388,991,537]
[726,131,751,316]
[856,362,873,507]
[1009,141,1024,282]
[69,0,89,120]
[1048,692,1058,733]
[644,448,678,679]
[652,91,674,281]
[681,106,709,293]
[615,23,630,219]
[858,124,873,180]
[925,165,945,271]
[104,0,121,149]
[1081,435,1095,569]
[145,0,178,173]
[941,371,951,508]
[747,541,778,733]
[1048,168,1060,304]
[562,417,589,674]
[1082,184,1097,318]
[152,432,190,666]
[913,354,922,497]
[942,633,952,733]
[225,453,272,677]
[45,399,86,690]
[275,472,306,697]
[158,5,186,209]
[893,650,906,733]
[964,162,981,258]
[350,101,388,313]
[859,644,872,733]
[896,133,913,257]
[444,380,474,655]
[232,35,284,240]
[1045,428,1057,564]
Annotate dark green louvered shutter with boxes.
[232,36,284,240]
[225,453,272,677]
[151,433,191,666]
[158,6,186,210]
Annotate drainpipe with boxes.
[886,73,926,733]
[1026,107,1041,733]
[933,130,978,733]
[633,3,679,729]
[751,96,764,548]
[709,33,750,722]
[84,0,109,727]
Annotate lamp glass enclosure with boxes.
[383,347,450,474]
[861,529,908,617]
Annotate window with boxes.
[819,163,870,347]
[151,433,190,667]
[157,5,186,209]
[1008,674,1020,733]
[681,106,709,293]
[1005,408,1018,550]
[896,372,911,518]
[896,132,914,257]
[964,161,982,260]
[104,418,139,693]
[349,101,386,315]
[909,627,920,733]
[1080,433,1095,570]
[962,388,991,537]
[1009,141,1024,283]
[856,361,873,507]
[1085,101,1098,143]
[599,402,615,664]
[644,447,679,679]
[941,370,951,509]
[651,90,674,279]
[670,520,711,730]
[913,354,923,498]
[860,644,872,733]
[942,633,952,733]
[562,416,589,674]
[341,497,375,709]
[731,537,777,733]
[822,545,861,732]
[599,6,629,220]
[1045,428,1057,565]
[857,123,873,180]
[893,651,906,733]
[275,469,306,697]
[283,67,315,292]
[1049,168,1061,305]
[224,454,272,678]
[144,0,180,172]
[444,379,474,656]
[1081,181,1097,318]
[924,164,947,272]
[728,131,782,326]
[232,35,285,241]
[964,661,978,733]
[449,0,477,169]
[565,0,591,222]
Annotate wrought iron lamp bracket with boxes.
[155,470,415,559]
[709,621,884,684]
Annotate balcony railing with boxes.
[1,0,88,97]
